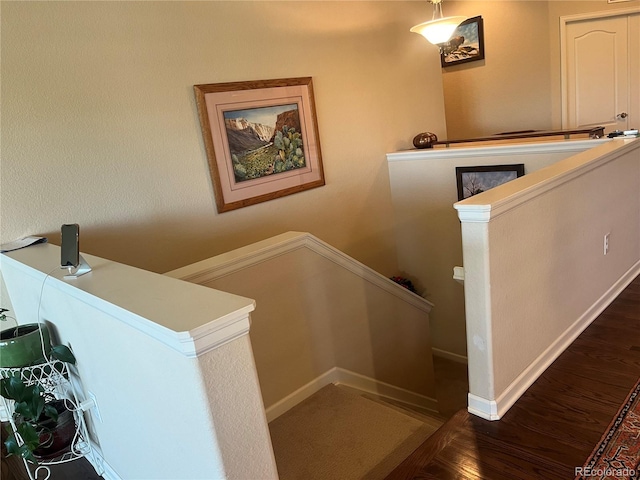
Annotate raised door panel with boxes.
[565,16,629,133]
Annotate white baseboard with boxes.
[333,368,439,413]
[467,393,498,420]
[265,369,340,422]
[86,447,122,480]
[432,347,468,364]
[265,367,439,422]
[469,261,640,421]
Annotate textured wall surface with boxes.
[442,1,638,139]
[457,139,640,418]
[387,141,593,356]
[1,244,275,479]
[0,1,447,279]
[199,337,279,480]
[191,238,436,408]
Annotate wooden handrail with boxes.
[431,126,605,148]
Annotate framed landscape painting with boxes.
[456,164,525,201]
[194,77,325,213]
[441,16,485,67]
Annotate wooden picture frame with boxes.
[441,16,485,67]
[456,164,524,201]
[194,77,325,213]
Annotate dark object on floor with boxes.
[390,276,417,294]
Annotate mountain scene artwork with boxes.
[223,104,306,183]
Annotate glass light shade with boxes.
[410,16,467,45]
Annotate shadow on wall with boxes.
[36,213,315,275]
[166,232,438,417]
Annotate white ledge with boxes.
[455,138,638,223]
[386,138,610,162]
[166,231,434,313]
[1,244,255,357]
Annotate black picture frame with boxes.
[456,164,525,201]
[441,16,485,67]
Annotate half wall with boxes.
[455,138,640,419]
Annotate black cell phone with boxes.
[61,224,80,268]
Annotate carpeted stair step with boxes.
[334,384,447,426]
[268,384,441,480]
[356,391,447,427]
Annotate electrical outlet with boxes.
[87,391,103,423]
[604,233,610,255]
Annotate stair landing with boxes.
[268,384,442,480]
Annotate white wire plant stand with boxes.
[0,359,101,480]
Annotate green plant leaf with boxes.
[19,445,38,464]
[50,344,76,364]
[16,422,40,450]
[14,400,31,418]
[16,400,40,421]
[4,432,19,453]
[13,384,45,420]
[43,402,59,422]
[0,375,26,402]
[14,423,40,463]
[4,411,42,465]
[2,433,37,463]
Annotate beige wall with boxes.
[443,0,639,139]
[4,1,634,361]
[442,1,552,139]
[0,1,447,278]
[188,243,437,411]
[457,139,640,418]
[387,140,599,356]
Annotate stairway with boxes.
[268,384,443,480]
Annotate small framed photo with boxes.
[456,164,524,201]
[194,77,325,213]
[441,16,485,67]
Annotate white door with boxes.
[562,11,639,134]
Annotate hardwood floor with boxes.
[387,274,640,480]
[0,450,101,480]
[1,418,102,479]
[433,355,469,420]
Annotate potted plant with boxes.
[0,308,52,368]
[0,308,79,464]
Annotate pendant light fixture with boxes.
[410,0,466,46]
